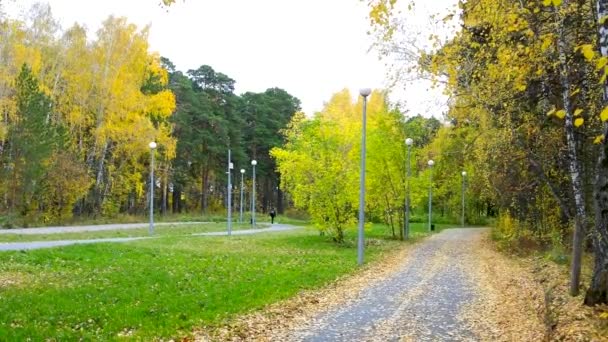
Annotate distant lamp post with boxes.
[428,159,435,232]
[358,88,371,266]
[148,141,157,235]
[251,160,257,227]
[240,169,245,223]
[404,138,413,239]
[462,171,467,228]
[227,150,233,236]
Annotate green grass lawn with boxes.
[0,225,403,340]
[371,221,458,238]
[0,222,267,243]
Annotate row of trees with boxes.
[272,90,480,242]
[0,4,300,225]
[367,0,608,304]
[165,62,300,215]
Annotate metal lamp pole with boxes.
[358,88,371,266]
[240,168,245,223]
[251,160,257,227]
[428,159,435,232]
[148,141,157,235]
[462,171,467,227]
[227,150,233,236]
[405,138,413,239]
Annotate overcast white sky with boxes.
[4,0,458,117]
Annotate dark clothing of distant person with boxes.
[270,209,276,224]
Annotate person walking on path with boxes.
[269,208,276,224]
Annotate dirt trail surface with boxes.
[0,224,300,251]
[205,228,546,341]
[291,229,482,341]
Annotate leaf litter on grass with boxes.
[193,242,414,341]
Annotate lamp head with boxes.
[240,169,245,174]
[251,160,257,166]
[462,171,467,176]
[405,138,413,146]
[428,160,435,167]
[359,88,372,97]
[149,141,157,149]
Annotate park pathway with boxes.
[284,228,489,341]
[0,224,300,251]
[0,221,210,235]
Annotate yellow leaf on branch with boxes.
[574,118,584,127]
[595,135,605,144]
[577,44,595,61]
[601,107,608,122]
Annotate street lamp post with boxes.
[240,169,245,223]
[405,138,413,240]
[251,160,257,227]
[227,150,233,236]
[358,88,371,266]
[149,141,157,235]
[428,159,435,232]
[462,171,467,228]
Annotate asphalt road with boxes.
[0,224,300,251]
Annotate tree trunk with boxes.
[277,186,284,214]
[589,132,608,305]
[557,1,588,296]
[586,0,608,306]
[172,189,180,214]
[161,169,167,216]
[201,167,209,214]
[93,141,109,215]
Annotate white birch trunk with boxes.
[557,0,588,296]
[586,0,608,306]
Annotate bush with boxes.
[283,208,310,220]
[492,211,519,250]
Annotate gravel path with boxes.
[0,224,300,251]
[0,221,210,235]
[288,228,488,342]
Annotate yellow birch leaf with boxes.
[574,108,583,116]
[597,57,608,70]
[595,135,605,144]
[547,108,556,116]
[601,107,608,122]
[555,110,566,119]
[574,118,584,127]
[579,44,595,61]
[552,0,563,6]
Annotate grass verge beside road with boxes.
[0,224,407,340]
[0,222,265,243]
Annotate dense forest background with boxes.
[0,4,300,226]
